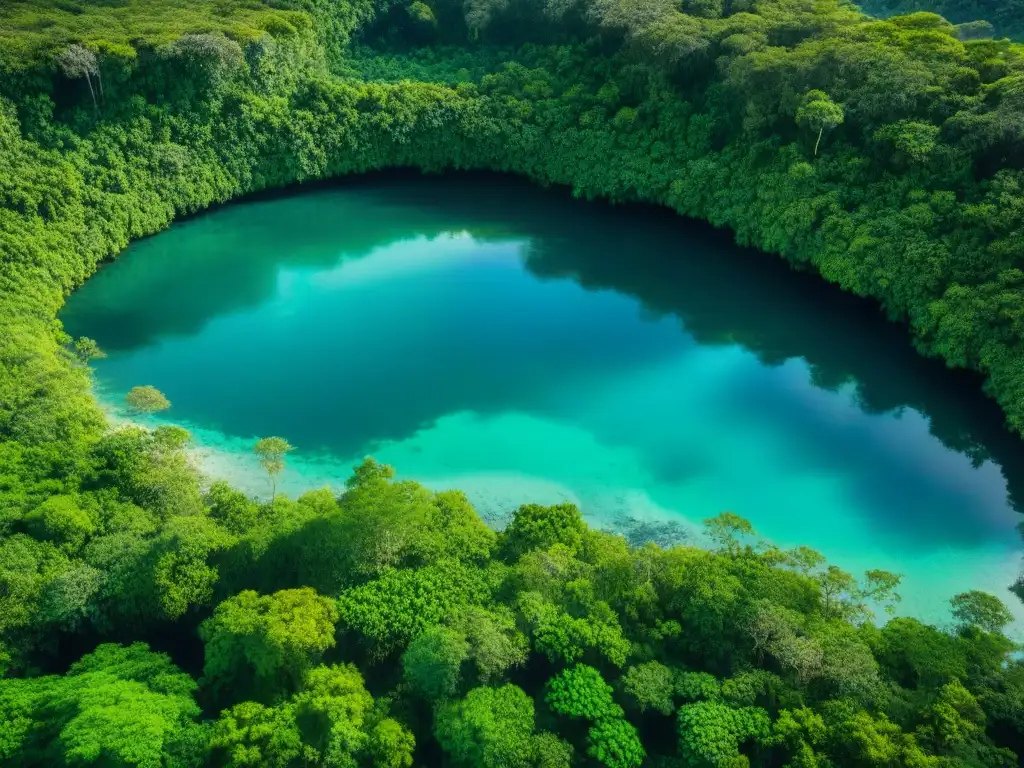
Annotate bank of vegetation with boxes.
[1,0,1024,765]
[859,0,1024,42]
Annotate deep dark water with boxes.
[60,172,1024,632]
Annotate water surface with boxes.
[61,174,1024,633]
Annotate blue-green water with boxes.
[60,174,1024,632]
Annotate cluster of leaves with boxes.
[858,0,1024,41]
[0,0,1023,765]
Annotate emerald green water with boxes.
[60,174,1024,632]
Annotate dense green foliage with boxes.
[4,457,1023,766]
[2,0,1024,764]
[859,0,1024,42]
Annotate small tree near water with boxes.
[73,337,105,364]
[254,437,293,504]
[125,385,171,415]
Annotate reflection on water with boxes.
[61,172,1024,631]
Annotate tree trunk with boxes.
[84,73,97,111]
[814,126,823,156]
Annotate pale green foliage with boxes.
[125,385,171,414]
[448,606,529,684]
[795,91,844,156]
[874,120,941,162]
[703,512,755,555]
[369,718,416,768]
[38,562,103,631]
[923,680,985,749]
[253,437,293,502]
[950,590,1014,634]
[24,495,94,553]
[535,732,574,768]
[72,337,105,363]
[816,626,881,702]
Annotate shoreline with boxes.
[97,394,1024,641]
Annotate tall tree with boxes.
[253,437,294,504]
[796,91,845,156]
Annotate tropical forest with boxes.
[2,0,1024,765]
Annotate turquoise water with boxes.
[60,174,1024,633]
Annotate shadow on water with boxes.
[364,173,1024,520]
[60,171,1024,529]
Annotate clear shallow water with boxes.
[61,174,1024,634]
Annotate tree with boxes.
[535,732,574,768]
[922,680,985,750]
[125,385,171,415]
[795,91,844,156]
[677,701,771,767]
[57,44,101,110]
[785,546,825,575]
[815,627,881,702]
[209,700,305,767]
[0,643,204,767]
[703,512,755,555]
[38,562,103,632]
[545,665,623,721]
[857,570,903,620]
[23,495,94,553]
[336,560,490,659]
[210,663,401,768]
[199,588,338,704]
[516,591,630,668]
[587,718,645,768]
[369,718,416,768]
[435,684,538,768]
[402,625,470,700]
[950,591,1014,634]
[449,606,529,684]
[817,566,856,619]
[254,437,293,504]
[873,120,941,163]
[501,503,587,560]
[621,661,676,715]
[149,516,236,620]
[675,672,722,703]
[290,664,376,763]
[73,337,105,364]
[206,480,261,534]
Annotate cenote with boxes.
[60,173,1024,635]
